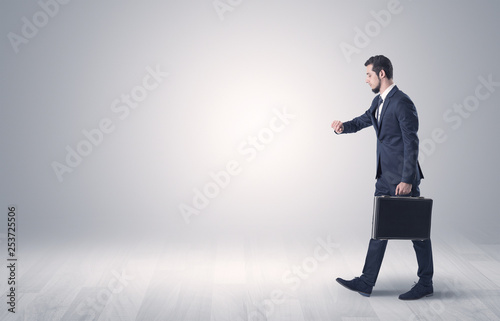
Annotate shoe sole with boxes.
[336,279,371,297]
[399,293,433,300]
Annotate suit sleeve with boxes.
[397,97,420,183]
[341,109,373,134]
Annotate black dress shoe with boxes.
[399,282,433,300]
[336,277,373,297]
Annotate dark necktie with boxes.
[376,96,383,123]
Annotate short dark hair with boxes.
[364,55,393,80]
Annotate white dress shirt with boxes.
[377,83,396,122]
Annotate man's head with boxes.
[364,55,393,94]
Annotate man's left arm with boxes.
[396,97,420,195]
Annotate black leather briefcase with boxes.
[371,196,433,240]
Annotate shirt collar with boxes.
[379,83,396,101]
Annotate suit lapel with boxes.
[377,86,398,130]
[370,96,380,134]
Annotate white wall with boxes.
[2,0,499,245]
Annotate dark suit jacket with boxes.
[341,86,423,185]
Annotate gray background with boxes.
[1,0,499,259]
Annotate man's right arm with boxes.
[331,110,373,134]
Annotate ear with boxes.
[378,69,386,79]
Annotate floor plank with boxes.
[2,231,499,321]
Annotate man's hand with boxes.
[395,182,412,195]
[331,120,344,134]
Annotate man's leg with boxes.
[359,238,388,287]
[409,182,433,285]
[399,239,434,300]
[336,177,391,295]
[412,239,434,286]
[358,176,391,287]
[398,182,434,300]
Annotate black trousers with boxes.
[359,176,434,287]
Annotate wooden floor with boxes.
[2,228,500,321]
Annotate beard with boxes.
[371,75,381,93]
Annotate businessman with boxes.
[332,55,434,300]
